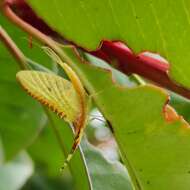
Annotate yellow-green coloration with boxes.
[43,47,89,134]
[16,51,89,170]
[16,71,81,123]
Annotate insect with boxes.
[16,48,90,169]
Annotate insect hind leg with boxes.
[61,128,83,171]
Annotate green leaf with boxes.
[0,15,47,159]
[85,53,137,87]
[29,111,92,190]
[28,118,132,190]
[28,0,190,88]
[82,138,132,190]
[170,93,190,123]
[27,120,69,177]
[0,151,33,190]
[54,46,190,190]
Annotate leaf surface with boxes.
[0,14,47,159]
[82,138,133,190]
[28,0,190,88]
[56,46,190,190]
[28,111,92,190]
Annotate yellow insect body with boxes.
[17,71,81,123]
[16,50,89,169]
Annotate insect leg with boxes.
[61,127,84,170]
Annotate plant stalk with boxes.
[93,41,190,99]
[0,25,27,69]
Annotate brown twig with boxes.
[2,3,74,64]
[0,25,27,69]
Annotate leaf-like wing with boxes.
[16,71,80,123]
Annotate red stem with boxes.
[93,41,190,99]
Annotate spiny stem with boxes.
[0,25,28,69]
